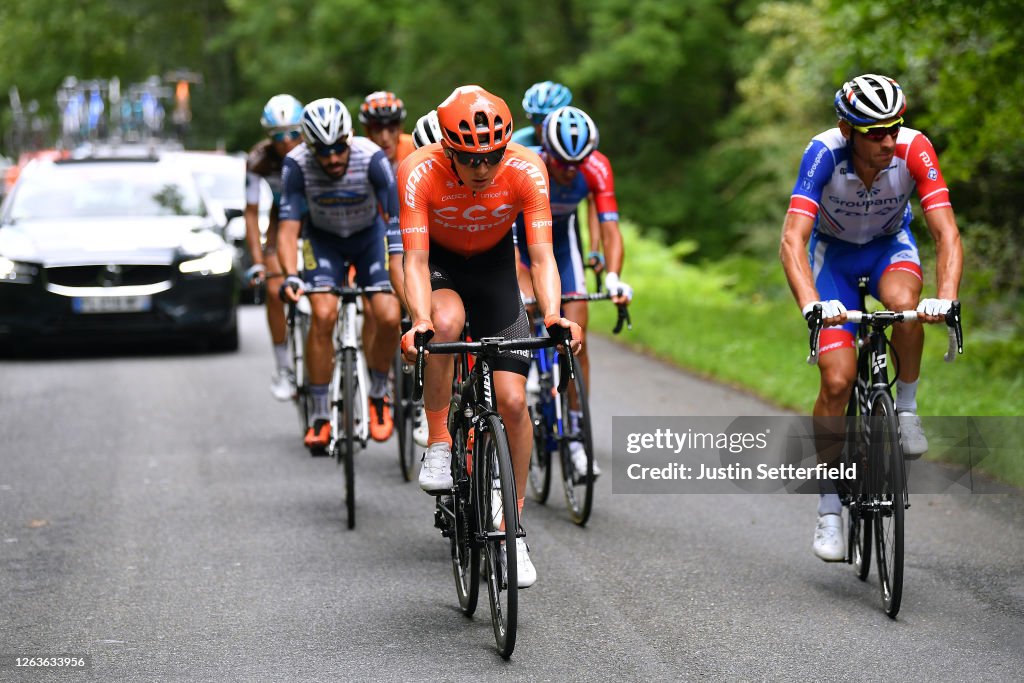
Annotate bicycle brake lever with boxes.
[412,329,435,401]
[613,304,632,334]
[806,304,823,365]
[944,300,963,362]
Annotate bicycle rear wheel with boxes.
[448,417,479,614]
[527,359,553,503]
[871,393,905,617]
[558,359,595,526]
[477,413,518,659]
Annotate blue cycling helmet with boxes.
[522,81,573,122]
[834,74,906,126]
[542,106,598,164]
[260,94,304,130]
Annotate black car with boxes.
[0,155,238,350]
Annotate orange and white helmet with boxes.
[436,85,513,153]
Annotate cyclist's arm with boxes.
[581,153,622,275]
[276,158,306,280]
[779,211,821,313]
[922,206,963,301]
[587,195,601,256]
[243,171,265,268]
[402,248,431,327]
[396,155,432,329]
[369,149,407,305]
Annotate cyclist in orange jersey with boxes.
[398,85,581,589]
[359,91,416,172]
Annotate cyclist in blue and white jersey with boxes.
[277,98,404,451]
[245,94,305,401]
[780,74,963,561]
[515,106,632,480]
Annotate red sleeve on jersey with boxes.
[787,195,819,220]
[905,133,951,213]
[579,151,619,218]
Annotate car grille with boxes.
[45,264,173,288]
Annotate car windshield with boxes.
[7,162,206,220]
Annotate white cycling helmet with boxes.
[834,74,906,126]
[260,94,303,130]
[542,106,599,164]
[412,110,442,149]
[300,97,353,147]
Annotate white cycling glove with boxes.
[802,299,847,321]
[604,272,633,302]
[916,298,953,317]
[244,263,266,282]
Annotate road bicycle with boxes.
[411,327,577,658]
[285,295,313,438]
[303,282,392,530]
[806,280,962,617]
[524,291,631,526]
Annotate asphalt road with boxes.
[1,306,1021,681]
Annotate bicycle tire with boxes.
[292,310,312,436]
[477,413,518,659]
[395,351,417,482]
[527,357,553,503]
[844,415,872,580]
[449,417,480,615]
[342,348,357,530]
[559,360,595,526]
[870,392,904,617]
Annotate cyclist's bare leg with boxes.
[877,269,924,382]
[494,370,531,508]
[423,289,464,414]
[362,296,377,361]
[814,346,856,520]
[516,260,537,319]
[308,293,340,384]
[365,292,401,375]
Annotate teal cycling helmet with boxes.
[522,81,572,122]
[260,94,304,130]
[542,106,598,164]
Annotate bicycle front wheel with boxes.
[558,360,595,526]
[870,393,905,618]
[477,413,518,659]
[844,418,871,580]
[341,348,358,529]
[449,417,479,615]
[292,310,312,436]
[527,360,553,503]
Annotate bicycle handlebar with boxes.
[806,300,963,365]
[411,330,578,401]
[521,291,633,334]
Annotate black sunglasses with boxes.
[313,141,349,157]
[452,146,507,168]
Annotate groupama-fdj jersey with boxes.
[280,137,401,288]
[397,141,553,373]
[515,148,619,295]
[787,126,953,350]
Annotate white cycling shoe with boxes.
[569,441,600,482]
[898,411,928,458]
[418,443,453,494]
[412,406,428,448]
[270,368,296,402]
[813,513,845,562]
[501,537,537,589]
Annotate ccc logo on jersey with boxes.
[433,204,515,222]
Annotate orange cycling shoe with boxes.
[368,396,394,442]
[304,418,331,452]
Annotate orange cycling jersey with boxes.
[394,133,416,167]
[397,142,553,258]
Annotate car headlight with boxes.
[0,256,37,284]
[179,249,234,276]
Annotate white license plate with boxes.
[72,295,153,314]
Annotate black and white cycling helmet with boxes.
[260,94,303,130]
[412,110,442,149]
[834,74,906,126]
[300,97,353,147]
[541,106,599,164]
